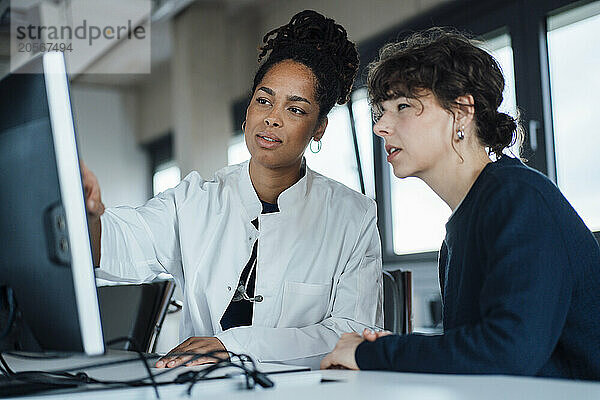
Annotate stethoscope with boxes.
[231,257,263,303]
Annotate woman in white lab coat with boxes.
[83,10,383,369]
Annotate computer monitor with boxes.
[0,53,104,355]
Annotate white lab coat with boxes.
[98,160,383,367]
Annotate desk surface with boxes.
[3,352,600,400]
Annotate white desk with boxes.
[2,351,312,399]
[3,352,600,399]
[249,370,600,400]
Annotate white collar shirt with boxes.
[99,160,383,368]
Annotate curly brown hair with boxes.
[251,10,359,121]
[367,27,522,158]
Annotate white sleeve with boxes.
[216,202,383,368]
[97,177,190,284]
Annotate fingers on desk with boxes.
[155,338,227,368]
[362,328,392,342]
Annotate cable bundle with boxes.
[0,336,274,399]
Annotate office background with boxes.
[1,0,598,351]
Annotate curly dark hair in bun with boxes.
[367,27,522,158]
[251,10,359,121]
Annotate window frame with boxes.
[355,0,598,263]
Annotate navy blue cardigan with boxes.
[356,157,600,380]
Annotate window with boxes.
[547,1,600,231]
[351,88,376,199]
[145,133,180,196]
[305,105,361,193]
[481,33,518,120]
[480,32,520,157]
[228,135,250,165]
[390,177,451,255]
[153,162,181,196]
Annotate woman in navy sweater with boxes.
[321,28,600,380]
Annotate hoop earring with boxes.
[310,139,322,154]
[457,126,465,140]
[241,120,246,132]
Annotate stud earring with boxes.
[457,126,465,140]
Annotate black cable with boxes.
[0,287,15,341]
[2,351,74,360]
[4,350,151,380]
[0,348,273,396]
[111,350,231,384]
[0,287,17,378]
[0,361,89,397]
[0,354,7,376]
[1,351,97,389]
[40,350,231,387]
[0,337,161,398]
[81,350,272,390]
[106,336,160,399]
[3,370,90,385]
[184,352,273,394]
[167,299,183,314]
[0,353,14,376]
[186,357,251,395]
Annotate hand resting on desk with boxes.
[155,336,228,368]
[320,329,392,370]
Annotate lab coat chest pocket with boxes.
[277,281,331,328]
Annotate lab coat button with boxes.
[227,286,231,291]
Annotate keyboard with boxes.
[0,374,80,398]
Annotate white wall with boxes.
[70,84,150,208]
[258,0,449,44]
[224,0,450,101]
[171,4,232,178]
[136,62,173,144]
